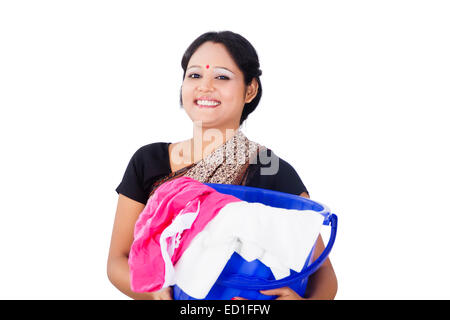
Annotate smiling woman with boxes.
[108,30,337,300]
[181,41,256,136]
[179,32,262,124]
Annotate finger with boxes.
[232,297,248,300]
[271,289,304,300]
[260,287,290,296]
[161,287,173,300]
[275,296,290,300]
[166,287,174,300]
[275,294,305,300]
[162,294,173,300]
[164,293,174,300]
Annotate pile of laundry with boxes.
[128,176,324,299]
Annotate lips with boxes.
[195,97,221,108]
[196,96,220,102]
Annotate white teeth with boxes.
[197,100,220,106]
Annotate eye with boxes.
[186,73,230,80]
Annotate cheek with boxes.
[181,82,194,100]
[222,83,246,104]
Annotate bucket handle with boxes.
[216,213,338,290]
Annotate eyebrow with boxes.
[186,65,235,74]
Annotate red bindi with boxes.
[206,64,210,69]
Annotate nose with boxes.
[197,74,214,92]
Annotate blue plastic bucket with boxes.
[172,183,338,300]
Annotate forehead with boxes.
[187,42,240,71]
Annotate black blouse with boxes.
[116,142,309,205]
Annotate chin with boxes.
[190,116,224,127]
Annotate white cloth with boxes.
[174,201,325,299]
[159,200,201,287]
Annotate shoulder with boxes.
[129,142,171,181]
[277,155,302,180]
[255,147,297,175]
[246,147,309,196]
[274,153,309,196]
[116,142,171,204]
[133,142,169,162]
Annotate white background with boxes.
[1,0,449,299]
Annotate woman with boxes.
[107,31,337,300]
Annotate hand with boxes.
[232,287,305,300]
[148,286,173,300]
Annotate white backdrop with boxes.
[1,0,449,299]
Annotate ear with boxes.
[244,78,259,104]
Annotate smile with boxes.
[195,100,221,108]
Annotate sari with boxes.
[148,129,267,198]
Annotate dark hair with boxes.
[180,31,263,126]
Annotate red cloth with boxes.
[128,176,240,292]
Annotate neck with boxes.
[189,122,240,163]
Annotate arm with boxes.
[106,194,173,300]
[256,234,338,300]
[300,191,338,299]
[254,192,337,300]
[302,234,338,299]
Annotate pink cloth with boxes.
[128,176,241,292]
